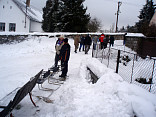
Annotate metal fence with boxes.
[92,43,156,94]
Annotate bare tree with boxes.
[110,23,115,33]
[87,17,102,32]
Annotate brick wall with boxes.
[125,37,143,51]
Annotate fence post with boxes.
[130,54,135,83]
[107,45,111,67]
[116,50,120,73]
[101,49,105,63]
[92,44,94,58]
[96,43,99,58]
[149,60,155,92]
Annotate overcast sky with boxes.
[25,0,156,31]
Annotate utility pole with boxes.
[115,1,122,33]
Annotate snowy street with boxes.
[0,36,156,117]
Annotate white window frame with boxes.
[9,23,16,32]
[0,22,5,31]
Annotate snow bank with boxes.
[79,58,156,117]
[49,58,156,117]
[0,32,126,36]
[126,33,145,37]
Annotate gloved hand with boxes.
[61,62,65,70]
[59,55,61,60]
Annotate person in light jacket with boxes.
[54,35,64,68]
[74,35,80,53]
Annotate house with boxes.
[149,11,156,26]
[0,0,43,33]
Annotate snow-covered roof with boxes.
[12,0,43,23]
[126,33,145,37]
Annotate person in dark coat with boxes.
[103,35,109,49]
[84,34,92,54]
[59,38,71,80]
[110,35,115,47]
[79,35,85,52]
[123,33,127,45]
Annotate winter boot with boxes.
[59,74,66,77]
[59,77,66,81]
[50,66,59,72]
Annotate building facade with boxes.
[0,0,43,33]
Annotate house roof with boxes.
[12,0,43,23]
[150,11,156,26]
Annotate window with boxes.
[0,23,5,31]
[9,23,16,32]
[3,5,5,8]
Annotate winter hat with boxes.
[101,33,105,37]
[59,35,64,39]
[64,38,68,43]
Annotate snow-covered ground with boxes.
[0,36,156,117]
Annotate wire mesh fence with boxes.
[92,43,156,94]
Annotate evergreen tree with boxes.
[61,0,90,32]
[42,0,53,32]
[136,0,155,32]
[126,25,138,33]
[42,0,61,32]
[42,0,90,32]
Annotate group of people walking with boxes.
[93,33,115,50]
[74,34,92,54]
[74,33,115,54]
[52,33,115,80]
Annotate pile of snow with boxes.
[46,58,156,117]
[126,33,145,37]
[0,32,29,36]
[0,32,126,36]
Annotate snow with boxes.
[126,33,145,37]
[0,32,126,36]
[0,36,156,117]
[0,32,29,36]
